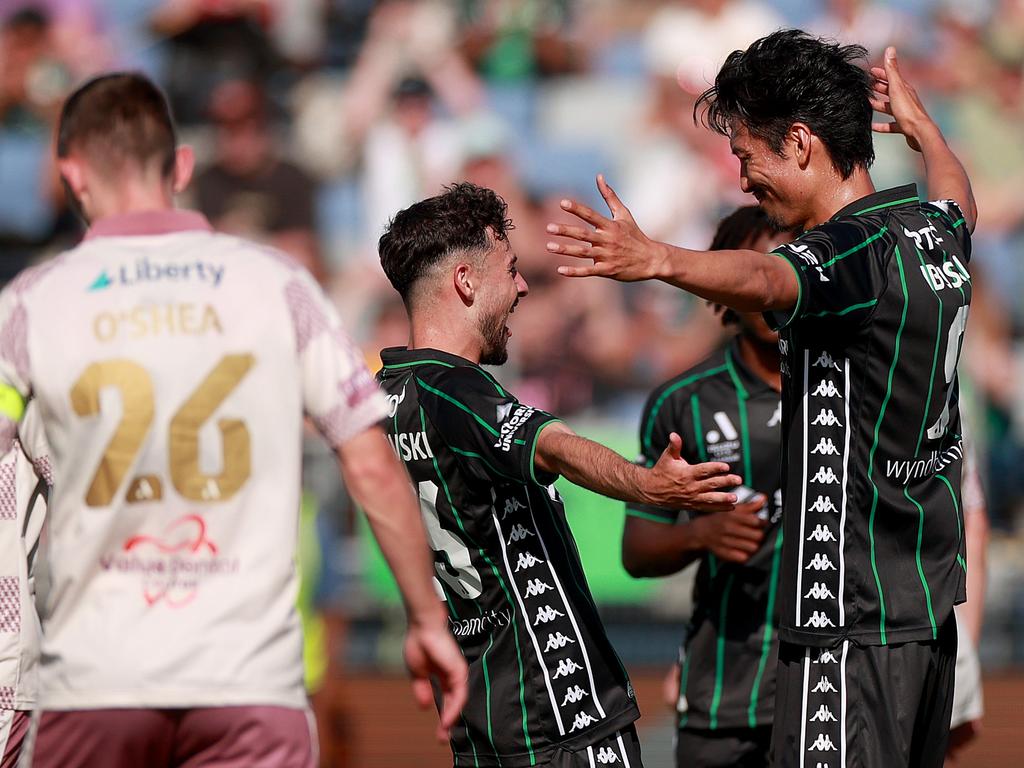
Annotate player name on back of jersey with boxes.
[92,303,223,343]
[88,257,225,291]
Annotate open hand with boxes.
[646,432,743,512]
[691,496,769,563]
[870,47,935,152]
[404,618,468,743]
[547,174,666,281]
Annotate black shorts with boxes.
[675,725,770,768]
[546,724,643,767]
[772,616,957,768]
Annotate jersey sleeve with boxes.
[765,218,891,330]
[923,199,972,260]
[417,367,561,486]
[0,281,32,453]
[285,273,388,448]
[625,384,694,524]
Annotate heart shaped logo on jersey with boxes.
[123,514,219,608]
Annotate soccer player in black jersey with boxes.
[547,31,976,768]
[376,183,742,768]
[622,207,791,768]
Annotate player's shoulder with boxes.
[643,346,731,415]
[1,251,73,303]
[417,360,511,401]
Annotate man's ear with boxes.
[57,157,86,201]
[172,145,195,194]
[454,262,475,305]
[789,122,813,170]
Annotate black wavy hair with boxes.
[710,206,788,325]
[379,182,514,303]
[696,29,874,179]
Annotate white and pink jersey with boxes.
[0,403,49,712]
[0,210,387,710]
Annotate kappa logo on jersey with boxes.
[494,405,535,452]
[812,675,838,694]
[809,734,838,752]
[553,658,583,678]
[811,437,840,456]
[386,385,406,418]
[507,524,535,544]
[503,497,526,519]
[815,650,839,664]
[811,467,840,485]
[544,632,575,652]
[524,578,554,598]
[88,258,225,291]
[569,712,598,732]
[804,582,836,600]
[767,401,782,428]
[813,352,842,371]
[810,705,838,723]
[812,408,843,427]
[806,524,837,543]
[805,553,837,571]
[515,552,544,571]
[561,685,589,705]
[807,496,839,514]
[804,611,837,629]
[534,605,566,625]
[811,381,842,399]
[595,747,620,764]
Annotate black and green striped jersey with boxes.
[626,339,784,731]
[767,185,971,648]
[377,347,639,767]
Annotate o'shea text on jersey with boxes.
[92,303,224,342]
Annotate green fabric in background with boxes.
[361,422,656,605]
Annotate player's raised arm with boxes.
[534,421,742,512]
[546,175,799,312]
[870,47,977,232]
[336,426,467,741]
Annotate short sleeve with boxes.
[285,274,388,448]
[923,199,972,260]
[765,218,891,330]
[0,282,31,453]
[417,367,560,486]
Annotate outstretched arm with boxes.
[545,174,799,312]
[871,47,977,232]
[534,421,741,512]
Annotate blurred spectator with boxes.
[808,0,911,55]
[191,78,322,277]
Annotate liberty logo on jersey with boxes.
[88,258,225,291]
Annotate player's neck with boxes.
[86,178,176,222]
[803,166,876,230]
[408,321,483,365]
[736,333,781,392]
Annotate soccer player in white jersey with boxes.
[0,404,49,768]
[0,73,466,768]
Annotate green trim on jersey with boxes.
[867,246,911,645]
[770,253,803,329]
[905,486,938,639]
[689,394,708,462]
[449,445,522,483]
[481,632,500,760]
[416,378,499,437]
[914,247,945,457]
[817,227,888,270]
[529,419,561,486]
[748,527,784,727]
[708,572,735,730]
[724,347,752,483]
[642,365,728,455]
[804,298,879,319]
[382,359,455,371]
[678,650,692,729]
[851,196,919,216]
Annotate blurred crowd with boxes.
[4,0,1024,668]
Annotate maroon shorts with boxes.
[1,710,30,768]
[23,706,316,768]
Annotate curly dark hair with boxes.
[379,182,514,303]
[695,29,875,180]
